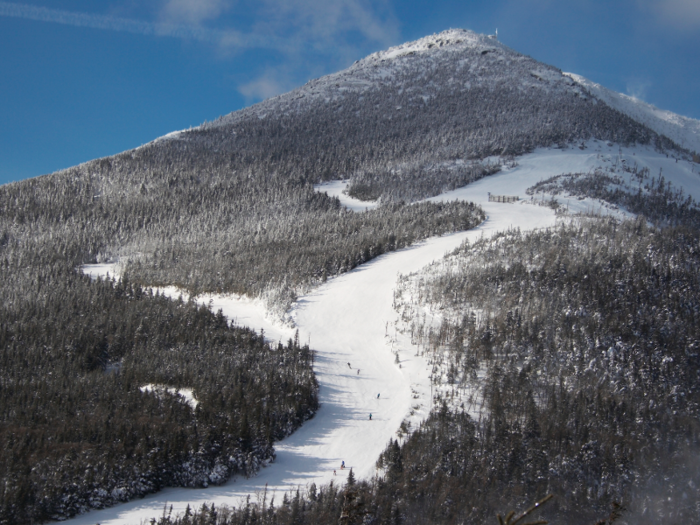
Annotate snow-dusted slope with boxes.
[56,27,700,524]
[566,72,700,155]
[64,136,700,524]
[200,29,588,129]
[436,140,700,208]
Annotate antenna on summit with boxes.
[489,28,498,40]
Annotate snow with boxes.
[463,140,700,213]
[313,180,379,212]
[68,140,700,524]
[140,385,199,410]
[145,128,190,147]
[566,72,700,155]
[80,262,122,281]
[368,29,490,63]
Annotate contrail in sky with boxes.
[0,1,279,49]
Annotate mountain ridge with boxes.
[565,71,700,155]
[139,28,697,163]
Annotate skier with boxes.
[357,369,360,375]
[341,460,345,470]
[377,393,380,399]
[347,362,351,369]
[369,413,372,420]
[333,469,336,476]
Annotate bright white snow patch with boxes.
[140,384,199,410]
[314,180,379,212]
[428,140,700,216]
[81,262,121,281]
[370,29,485,62]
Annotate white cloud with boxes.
[0,1,223,42]
[254,0,399,48]
[639,0,700,29]
[160,0,227,26]
[0,1,399,55]
[0,1,278,49]
[238,70,296,102]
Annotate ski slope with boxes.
[69,143,698,524]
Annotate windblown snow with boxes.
[69,140,700,524]
[566,72,700,155]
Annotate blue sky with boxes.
[1,0,699,185]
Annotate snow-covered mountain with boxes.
[3,28,700,525]
[188,28,697,159]
[206,29,590,126]
[149,28,692,204]
[126,28,692,183]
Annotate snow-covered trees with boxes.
[384,218,700,523]
[0,269,318,523]
[163,219,700,524]
[0,27,694,525]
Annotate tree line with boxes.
[0,260,318,524]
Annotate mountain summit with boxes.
[142,28,681,204]
[208,28,594,128]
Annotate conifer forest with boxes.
[1,29,700,524]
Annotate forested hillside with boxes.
[0,162,483,522]
[0,29,681,314]
[0,265,318,524]
[386,218,700,524]
[201,29,681,203]
[1,28,697,525]
[164,218,700,525]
